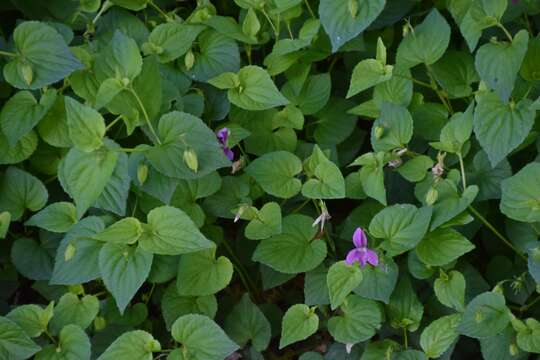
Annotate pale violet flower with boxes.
[345,228,379,267]
[216,127,234,161]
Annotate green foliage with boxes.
[1,1,539,358]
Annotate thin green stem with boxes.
[0,50,16,57]
[44,330,57,345]
[497,22,513,42]
[303,0,315,18]
[260,8,278,36]
[468,206,527,262]
[292,198,311,213]
[129,88,161,145]
[403,327,408,349]
[458,153,467,189]
[392,73,432,89]
[149,1,172,21]
[92,0,111,24]
[426,64,453,114]
[521,295,540,311]
[105,115,123,131]
[221,237,259,297]
[286,21,294,39]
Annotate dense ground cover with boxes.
[0,0,540,359]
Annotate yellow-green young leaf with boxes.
[0,166,48,221]
[242,7,261,38]
[516,318,540,353]
[94,31,142,82]
[25,202,77,233]
[144,23,205,63]
[328,295,382,344]
[35,324,90,360]
[245,202,282,240]
[252,215,327,274]
[397,155,434,183]
[223,66,289,110]
[246,151,302,199]
[420,314,462,358]
[64,96,105,152]
[176,248,233,296]
[347,59,393,98]
[458,292,511,339]
[396,9,451,68]
[224,294,271,351]
[99,243,153,313]
[6,302,54,338]
[49,293,99,335]
[430,103,474,154]
[93,217,143,244]
[500,162,540,223]
[434,270,466,311]
[139,205,213,255]
[319,0,385,52]
[369,204,432,257]
[0,89,56,146]
[302,146,346,199]
[171,315,239,359]
[279,304,319,349]
[94,78,124,110]
[0,316,41,359]
[416,228,475,267]
[58,145,118,217]
[97,330,161,360]
[3,22,83,90]
[327,261,363,310]
[350,152,389,205]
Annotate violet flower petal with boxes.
[365,249,379,267]
[345,249,361,265]
[352,227,367,248]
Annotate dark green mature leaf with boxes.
[0,130,38,165]
[161,284,217,330]
[396,9,451,68]
[0,90,56,146]
[319,0,386,52]
[434,270,466,311]
[224,294,271,351]
[99,243,153,313]
[474,31,529,102]
[0,316,41,359]
[11,237,53,280]
[416,228,475,266]
[458,292,511,339]
[94,30,142,82]
[0,166,48,221]
[253,214,327,274]
[3,21,83,89]
[328,295,382,344]
[176,248,233,296]
[145,111,231,180]
[371,102,413,152]
[386,276,424,331]
[171,314,239,360]
[431,50,479,99]
[246,151,302,198]
[500,163,540,223]
[353,256,399,304]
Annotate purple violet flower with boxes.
[216,127,234,161]
[345,228,379,267]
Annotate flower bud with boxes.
[348,0,358,18]
[68,284,84,295]
[183,148,199,173]
[18,62,33,86]
[94,316,106,331]
[64,242,76,261]
[374,125,385,139]
[425,187,438,205]
[137,163,149,185]
[475,311,484,323]
[144,339,161,352]
[121,77,130,87]
[509,343,518,356]
[184,49,195,70]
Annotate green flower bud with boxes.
[348,0,358,18]
[68,284,84,295]
[184,49,195,70]
[144,339,161,352]
[121,77,130,87]
[425,187,438,205]
[18,62,33,86]
[94,316,106,331]
[374,125,385,139]
[183,148,199,173]
[137,163,149,185]
[475,311,484,323]
[64,242,76,261]
[509,343,518,356]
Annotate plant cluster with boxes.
[0,0,540,359]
